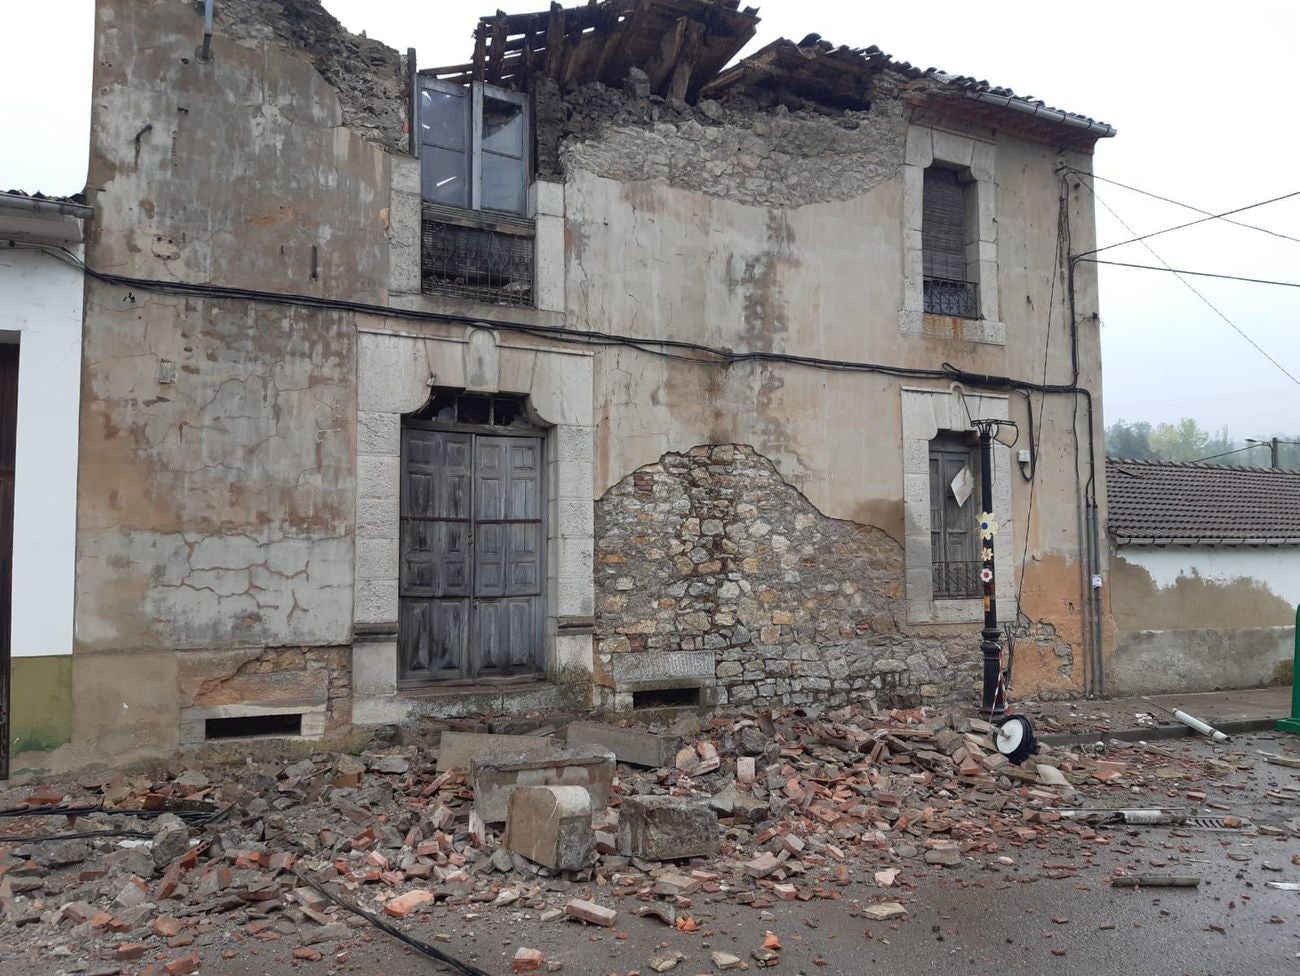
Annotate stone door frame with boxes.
[352,326,595,724]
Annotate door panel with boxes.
[400,597,466,679]
[399,425,544,684]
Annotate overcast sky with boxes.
[3,0,1298,444]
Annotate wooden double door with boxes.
[398,426,545,684]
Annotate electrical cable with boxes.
[1191,444,1261,463]
[1078,188,1300,389]
[291,868,492,976]
[1073,189,1300,260]
[13,242,1097,400]
[1059,168,1300,247]
[1077,259,1300,289]
[1013,184,1064,619]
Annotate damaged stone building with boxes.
[8,0,1117,774]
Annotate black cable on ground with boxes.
[0,828,155,842]
[291,868,493,976]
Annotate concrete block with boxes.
[530,180,565,218]
[552,633,594,680]
[357,410,400,457]
[471,745,615,823]
[437,731,557,772]
[616,794,719,860]
[565,722,682,768]
[352,641,398,698]
[505,785,593,871]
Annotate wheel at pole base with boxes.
[994,714,1039,765]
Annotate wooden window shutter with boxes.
[922,168,968,282]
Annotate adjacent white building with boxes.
[0,190,89,772]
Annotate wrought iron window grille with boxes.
[932,559,984,599]
[421,201,535,308]
[923,277,980,319]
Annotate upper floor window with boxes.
[418,79,531,216]
[922,166,979,319]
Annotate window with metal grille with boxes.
[929,435,981,599]
[922,167,979,319]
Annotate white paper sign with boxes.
[950,465,974,507]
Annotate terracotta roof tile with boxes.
[1106,457,1300,543]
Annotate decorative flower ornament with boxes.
[981,546,994,562]
[980,567,994,583]
[978,513,998,540]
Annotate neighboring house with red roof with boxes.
[1107,458,1300,694]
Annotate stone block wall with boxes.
[594,445,980,710]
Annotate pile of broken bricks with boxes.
[0,704,1274,973]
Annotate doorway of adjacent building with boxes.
[398,392,545,685]
[0,343,18,778]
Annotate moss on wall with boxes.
[11,656,73,754]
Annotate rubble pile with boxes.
[0,705,1273,971]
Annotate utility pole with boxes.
[971,419,1006,719]
[1247,437,1300,469]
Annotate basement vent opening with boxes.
[632,687,701,710]
[205,713,303,740]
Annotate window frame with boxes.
[417,78,532,216]
[921,165,979,320]
[927,433,981,601]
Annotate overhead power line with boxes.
[1075,189,1300,260]
[1079,258,1300,289]
[1062,168,1300,246]
[1083,187,1300,389]
[1193,444,1264,463]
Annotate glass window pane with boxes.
[422,147,469,208]
[481,151,526,214]
[457,395,490,425]
[420,88,468,150]
[482,97,525,157]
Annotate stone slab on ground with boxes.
[471,745,615,823]
[436,731,557,772]
[505,785,594,871]
[564,721,682,768]
[617,794,719,860]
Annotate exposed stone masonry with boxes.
[552,81,908,208]
[594,445,980,709]
[218,0,406,153]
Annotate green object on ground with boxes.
[1276,604,1300,735]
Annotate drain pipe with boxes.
[1086,499,1105,695]
[201,0,214,61]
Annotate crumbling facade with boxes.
[11,0,1116,772]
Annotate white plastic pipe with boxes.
[1171,709,1230,743]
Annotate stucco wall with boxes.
[0,240,83,758]
[60,0,392,768]
[0,246,81,661]
[566,103,1107,701]
[1112,546,1297,694]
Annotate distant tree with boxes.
[1150,418,1212,461]
[1105,419,1156,459]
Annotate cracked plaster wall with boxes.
[563,86,1109,700]
[66,0,392,766]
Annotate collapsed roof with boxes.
[424,0,1114,149]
